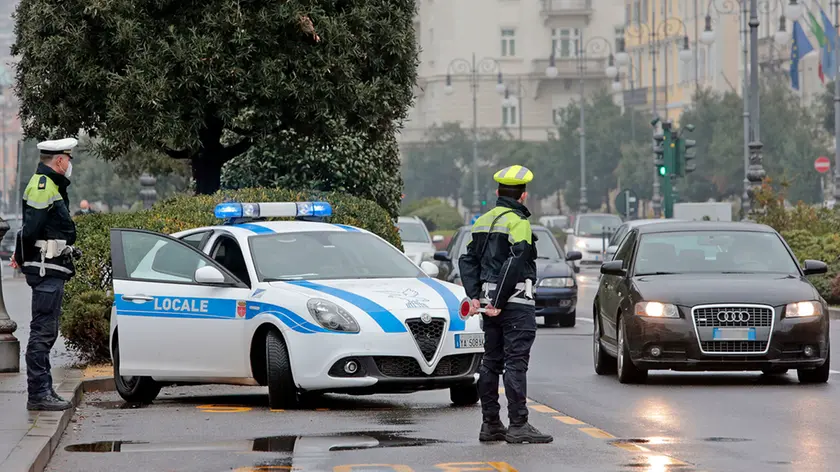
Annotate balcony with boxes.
[540,0,594,25]
[531,56,609,79]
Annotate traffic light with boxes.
[653,132,666,176]
[674,123,697,176]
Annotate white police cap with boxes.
[37,138,78,156]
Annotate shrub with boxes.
[62,188,400,362]
[401,197,444,215]
[408,201,463,232]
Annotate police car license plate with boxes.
[712,327,756,341]
[455,333,484,349]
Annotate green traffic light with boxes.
[481,200,487,205]
[658,166,666,176]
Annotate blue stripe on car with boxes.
[333,224,360,232]
[282,280,407,333]
[236,223,275,234]
[113,295,354,334]
[418,277,465,331]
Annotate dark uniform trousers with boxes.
[477,303,537,425]
[25,275,65,399]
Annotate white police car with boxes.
[108,201,484,409]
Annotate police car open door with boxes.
[109,229,252,378]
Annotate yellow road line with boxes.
[553,415,586,425]
[611,441,651,453]
[579,427,615,439]
[528,404,559,414]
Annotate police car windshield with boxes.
[249,231,424,281]
[397,221,430,243]
[633,230,800,276]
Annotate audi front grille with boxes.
[690,304,775,355]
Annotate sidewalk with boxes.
[0,276,105,472]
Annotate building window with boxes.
[502,103,518,126]
[501,29,516,57]
[552,28,581,58]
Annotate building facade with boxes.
[398,0,626,148]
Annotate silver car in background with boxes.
[397,216,437,265]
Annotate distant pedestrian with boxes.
[74,199,96,216]
[459,165,552,444]
[14,137,83,411]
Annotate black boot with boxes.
[27,394,72,411]
[505,422,553,444]
[479,419,507,442]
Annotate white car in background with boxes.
[108,201,483,410]
[397,216,438,265]
[565,213,623,265]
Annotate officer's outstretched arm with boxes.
[491,219,532,310]
[458,238,483,301]
[21,204,48,244]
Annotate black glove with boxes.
[69,246,83,260]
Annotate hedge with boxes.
[61,188,401,363]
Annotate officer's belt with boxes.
[28,240,73,277]
[481,281,535,306]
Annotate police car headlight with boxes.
[537,277,575,288]
[307,299,360,332]
[785,301,822,318]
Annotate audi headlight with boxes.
[635,301,679,318]
[537,277,575,288]
[307,298,360,332]
[785,301,823,318]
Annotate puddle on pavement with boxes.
[65,431,447,454]
[87,400,149,410]
[703,437,751,442]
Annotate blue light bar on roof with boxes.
[213,201,332,219]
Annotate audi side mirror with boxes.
[565,251,582,261]
[600,260,626,277]
[803,259,828,276]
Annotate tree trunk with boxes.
[191,155,225,195]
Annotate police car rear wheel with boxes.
[113,332,161,403]
[450,385,479,406]
[265,330,299,409]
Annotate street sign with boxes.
[815,156,831,173]
[614,188,639,219]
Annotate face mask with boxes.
[64,161,72,178]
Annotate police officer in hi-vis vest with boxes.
[458,165,552,444]
[13,137,82,411]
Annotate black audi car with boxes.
[433,225,582,327]
[593,221,830,384]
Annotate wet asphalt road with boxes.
[46,266,840,472]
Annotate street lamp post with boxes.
[701,0,792,217]
[444,55,507,214]
[618,17,693,218]
[546,36,618,213]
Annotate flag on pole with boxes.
[791,21,815,90]
[820,6,837,80]
[806,11,827,83]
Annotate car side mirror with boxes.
[420,260,440,278]
[600,260,626,277]
[565,251,582,261]
[194,265,227,284]
[432,234,444,243]
[802,259,828,275]
[433,251,451,262]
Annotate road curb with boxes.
[4,375,115,472]
[829,307,840,320]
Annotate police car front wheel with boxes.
[113,331,161,403]
[265,329,300,409]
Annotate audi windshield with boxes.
[633,230,800,276]
[249,231,424,281]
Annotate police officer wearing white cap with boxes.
[13,137,82,410]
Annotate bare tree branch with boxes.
[219,138,253,163]
[159,143,192,160]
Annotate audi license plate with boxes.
[712,327,756,341]
[455,333,484,349]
